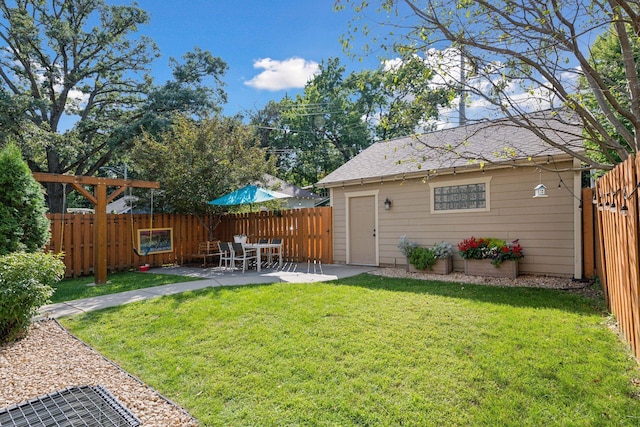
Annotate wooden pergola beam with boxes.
[33,172,160,284]
[31,173,160,189]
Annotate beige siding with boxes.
[330,162,578,277]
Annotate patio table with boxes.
[243,242,283,272]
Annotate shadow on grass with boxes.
[329,273,607,316]
[72,273,606,323]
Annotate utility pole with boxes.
[459,49,467,126]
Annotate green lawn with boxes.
[50,271,204,303]
[61,275,640,426]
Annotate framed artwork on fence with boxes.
[137,228,173,255]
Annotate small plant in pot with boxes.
[409,247,437,270]
[432,241,454,260]
[401,236,453,274]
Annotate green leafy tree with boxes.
[132,115,275,216]
[0,143,50,255]
[579,24,640,167]
[253,57,452,186]
[0,0,228,212]
[336,0,640,171]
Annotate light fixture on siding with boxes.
[384,198,392,210]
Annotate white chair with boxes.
[257,238,270,266]
[218,242,234,269]
[232,242,257,273]
[267,238,282,265]
[233,234,247,244]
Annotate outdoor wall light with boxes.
[384,198,392,210]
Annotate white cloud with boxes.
[244,57,320,91]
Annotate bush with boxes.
[409,247,437,270]
[0,252,65,344]
[0,143,50,255]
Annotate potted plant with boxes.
[409,247,437,271]
[400,237,453,274]
[398,235,420,271]
[457,237,524,278]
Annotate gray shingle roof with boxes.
[317,110,583,186]
[262,174,323,200]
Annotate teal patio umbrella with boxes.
[208,184,291,206]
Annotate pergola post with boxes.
[94,181,108,284]
[32,173,160,284]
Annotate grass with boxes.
[50,271,204,303]
[61,275,640,426]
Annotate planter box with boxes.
[464,259,518,279]
[408,257,453,275]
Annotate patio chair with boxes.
[233,234,247,244]
[232,242,258,273]
[266,238,282,265]
[218,242,234,269]
[257,238,269,266]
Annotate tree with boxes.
[579,23,640,166]
[0,0,228,212]
[335,0,640,171]
[0,143,50,255]
[132,115,275,216]
[252,57,452,186]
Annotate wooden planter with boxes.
[407,257,453,275]
[464,259,519,279]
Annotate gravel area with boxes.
[369,267,603,299]
[1,270,601,426]
[0,320,198,426]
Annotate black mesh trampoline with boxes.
[0,385,140,427]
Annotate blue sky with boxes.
[130,0,381,116]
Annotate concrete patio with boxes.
[38,263,376,319]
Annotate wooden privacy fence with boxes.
[46,213,212,277]
[46,207,333,278]
[215,207,333,264]
[595,155,640,361]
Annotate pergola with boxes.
[32,173,160,284]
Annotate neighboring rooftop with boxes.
[261,174,323,201]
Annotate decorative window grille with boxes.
[0,385,140,427]
[433,183,486,211]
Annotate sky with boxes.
[128,0,381,117]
